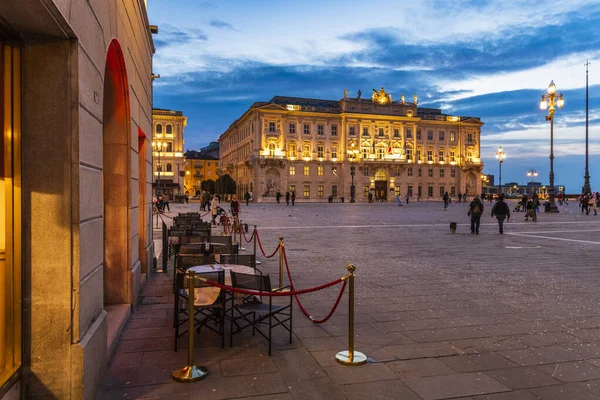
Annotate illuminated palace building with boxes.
[219,88,484,202]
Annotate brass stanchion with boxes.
[278,236,284,288]
[239,219,246,251]
[221,215,228,236]
[254,225,261,265]
[335,264,367,365]
[173,271,209,382]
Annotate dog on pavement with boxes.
[449,221,457,234]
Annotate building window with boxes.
[166,142,173,152]
[331,146,338,159]
[450,130,456,141]
[317,124,324,135]
[406,148,413,161]
[428,168,433,177]
[267,142,276,156]
[331,125,337,136]
[363,167,369,176]
[361,145,369,159]
[289,144,297,158]
[318,165,323,176]
[440,186,445,197]
[332,166,338,176]
[439,168,445,178]
[439,150,445,163]
[349,126,355,136]
[269,122,276,132]
[362,127,369,136]
[289,165,296,175]
[418,168,422,177]
[302,144,311,158]
[451,168,456,178]
[451,186,456,196]
[417,149,422,162]
[207,162,211,166]
[303,185,310,198]
[332,185,338,197]
[394,128,400,137]
[317,145,324,158]
[304,124,310,134]
[318,185,324,198]
[289,123,296,134]
[426,150,433,162]
[378,127,384,136]
[467,133,473,143]
[428,186,434,197]
[450,150,456,162]
[416,129,422,140]
[377,147,385,159]
[418,186,422,197]
[395,186,400,196]
[427,130,433,140]
[166,163,173,172]
[407,167,413,177]
[364,186,370,197]
[156,124,162,134]
[439,130,445,141]
[195,180,201,186]
[166,124,173,135]
[304,165,310,175]
[407,185,413,195]
[157,163,162,172]
[289,184,296,194]
[406,128,412,138]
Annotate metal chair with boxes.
[174,269,226,351]
[229,271,292,356]
[218,253,257,271]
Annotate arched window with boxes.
[166,163,173,172]
[375,170,388,181]
[317,144,324,158]
[166,124,173,135]
[302,143,311,158]
[288,142,297,158]
[331,145,338,159]
[156,124,162,134]
[268,142,276,156]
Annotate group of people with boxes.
[154,193,170,212]
[208,194,241,226]
[468,194,512,234]
[579,192,599,215]
[274,190,296,206]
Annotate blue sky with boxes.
[149,0,600,192]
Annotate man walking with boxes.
[276,190,281,204]
[443,191,449,210]
[291,191,296,206]
[491,195,511,234]
[285,191,290,206]
[244,191,250,206]
[468,195,484,234]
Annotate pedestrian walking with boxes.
[458,193,462,203]
[291,191,296,206]
[443,191,449,210]
[524,199,536,221]
[163,193,170,212]
[210,195,219,226]
[368,192,373,203]
[468,195,484,234]
[589,195,597,215]
[397,193,403,206]
[582,194,590,215]
[230,194,240,218]
[276,190,281,204]
[285,191,290,206]
[244,191,250,206]
[521,194,528,212]
[491,195,511,234]
[405,193,409,205]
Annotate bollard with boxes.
[335,264,367,365]
[231,217,238,247]
[278,236,284,288]
[254,225,261,265]
[221,215,228,236]
[173,271,209,382]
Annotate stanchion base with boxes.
[274,287,291,292]
[335,350,367,366]
[172,365,209,382]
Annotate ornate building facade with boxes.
[152,108,187,197]
[219,88,484,203]
[184,151,219,196]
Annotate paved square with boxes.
[98,200,600,399]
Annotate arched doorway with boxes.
[374,169,388,201]
[103,39,131,305]
[264,168,280,197]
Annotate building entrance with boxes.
[374,181,387,201]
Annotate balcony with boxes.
[154,171,174,177]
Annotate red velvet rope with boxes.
[242,228,255,243]
[283,247,347,323]
[194,275,344,297]
[255,231,280,258]
[201,211,210,218]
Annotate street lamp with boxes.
[348,143,359,203]
[539,80,564,213]
[495,146,505,195]
[527,169,538,183]
[152,140,168,199]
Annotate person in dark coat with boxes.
[291,191,296,206]
[491,195,511,234]
[468,195,484,234]
[285,191,290,206]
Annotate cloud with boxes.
[153,25,208,49]
[208,19,236,30]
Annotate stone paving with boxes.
[97,199,600,399]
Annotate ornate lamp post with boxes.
[539,80,564,213]
[495,146,505,195]
[527,169,538,183]
[348,142,359,203]
[152,140,167,198]
[583,60,592,195]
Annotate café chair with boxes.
[229,271,292,356]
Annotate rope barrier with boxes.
[195,274,347,297]
[242,228,255,243]
[255,231,280,258]
[283,247,347,323]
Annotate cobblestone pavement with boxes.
[98,200,600,400]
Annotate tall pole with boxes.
[540,80,563,213]
[583,59,591,195]
[498,160,502,194]
[350,165,355,203]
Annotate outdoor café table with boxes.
[187,264,255,306]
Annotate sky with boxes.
[148,0,600,193]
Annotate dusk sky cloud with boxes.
[149,0,600,192]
